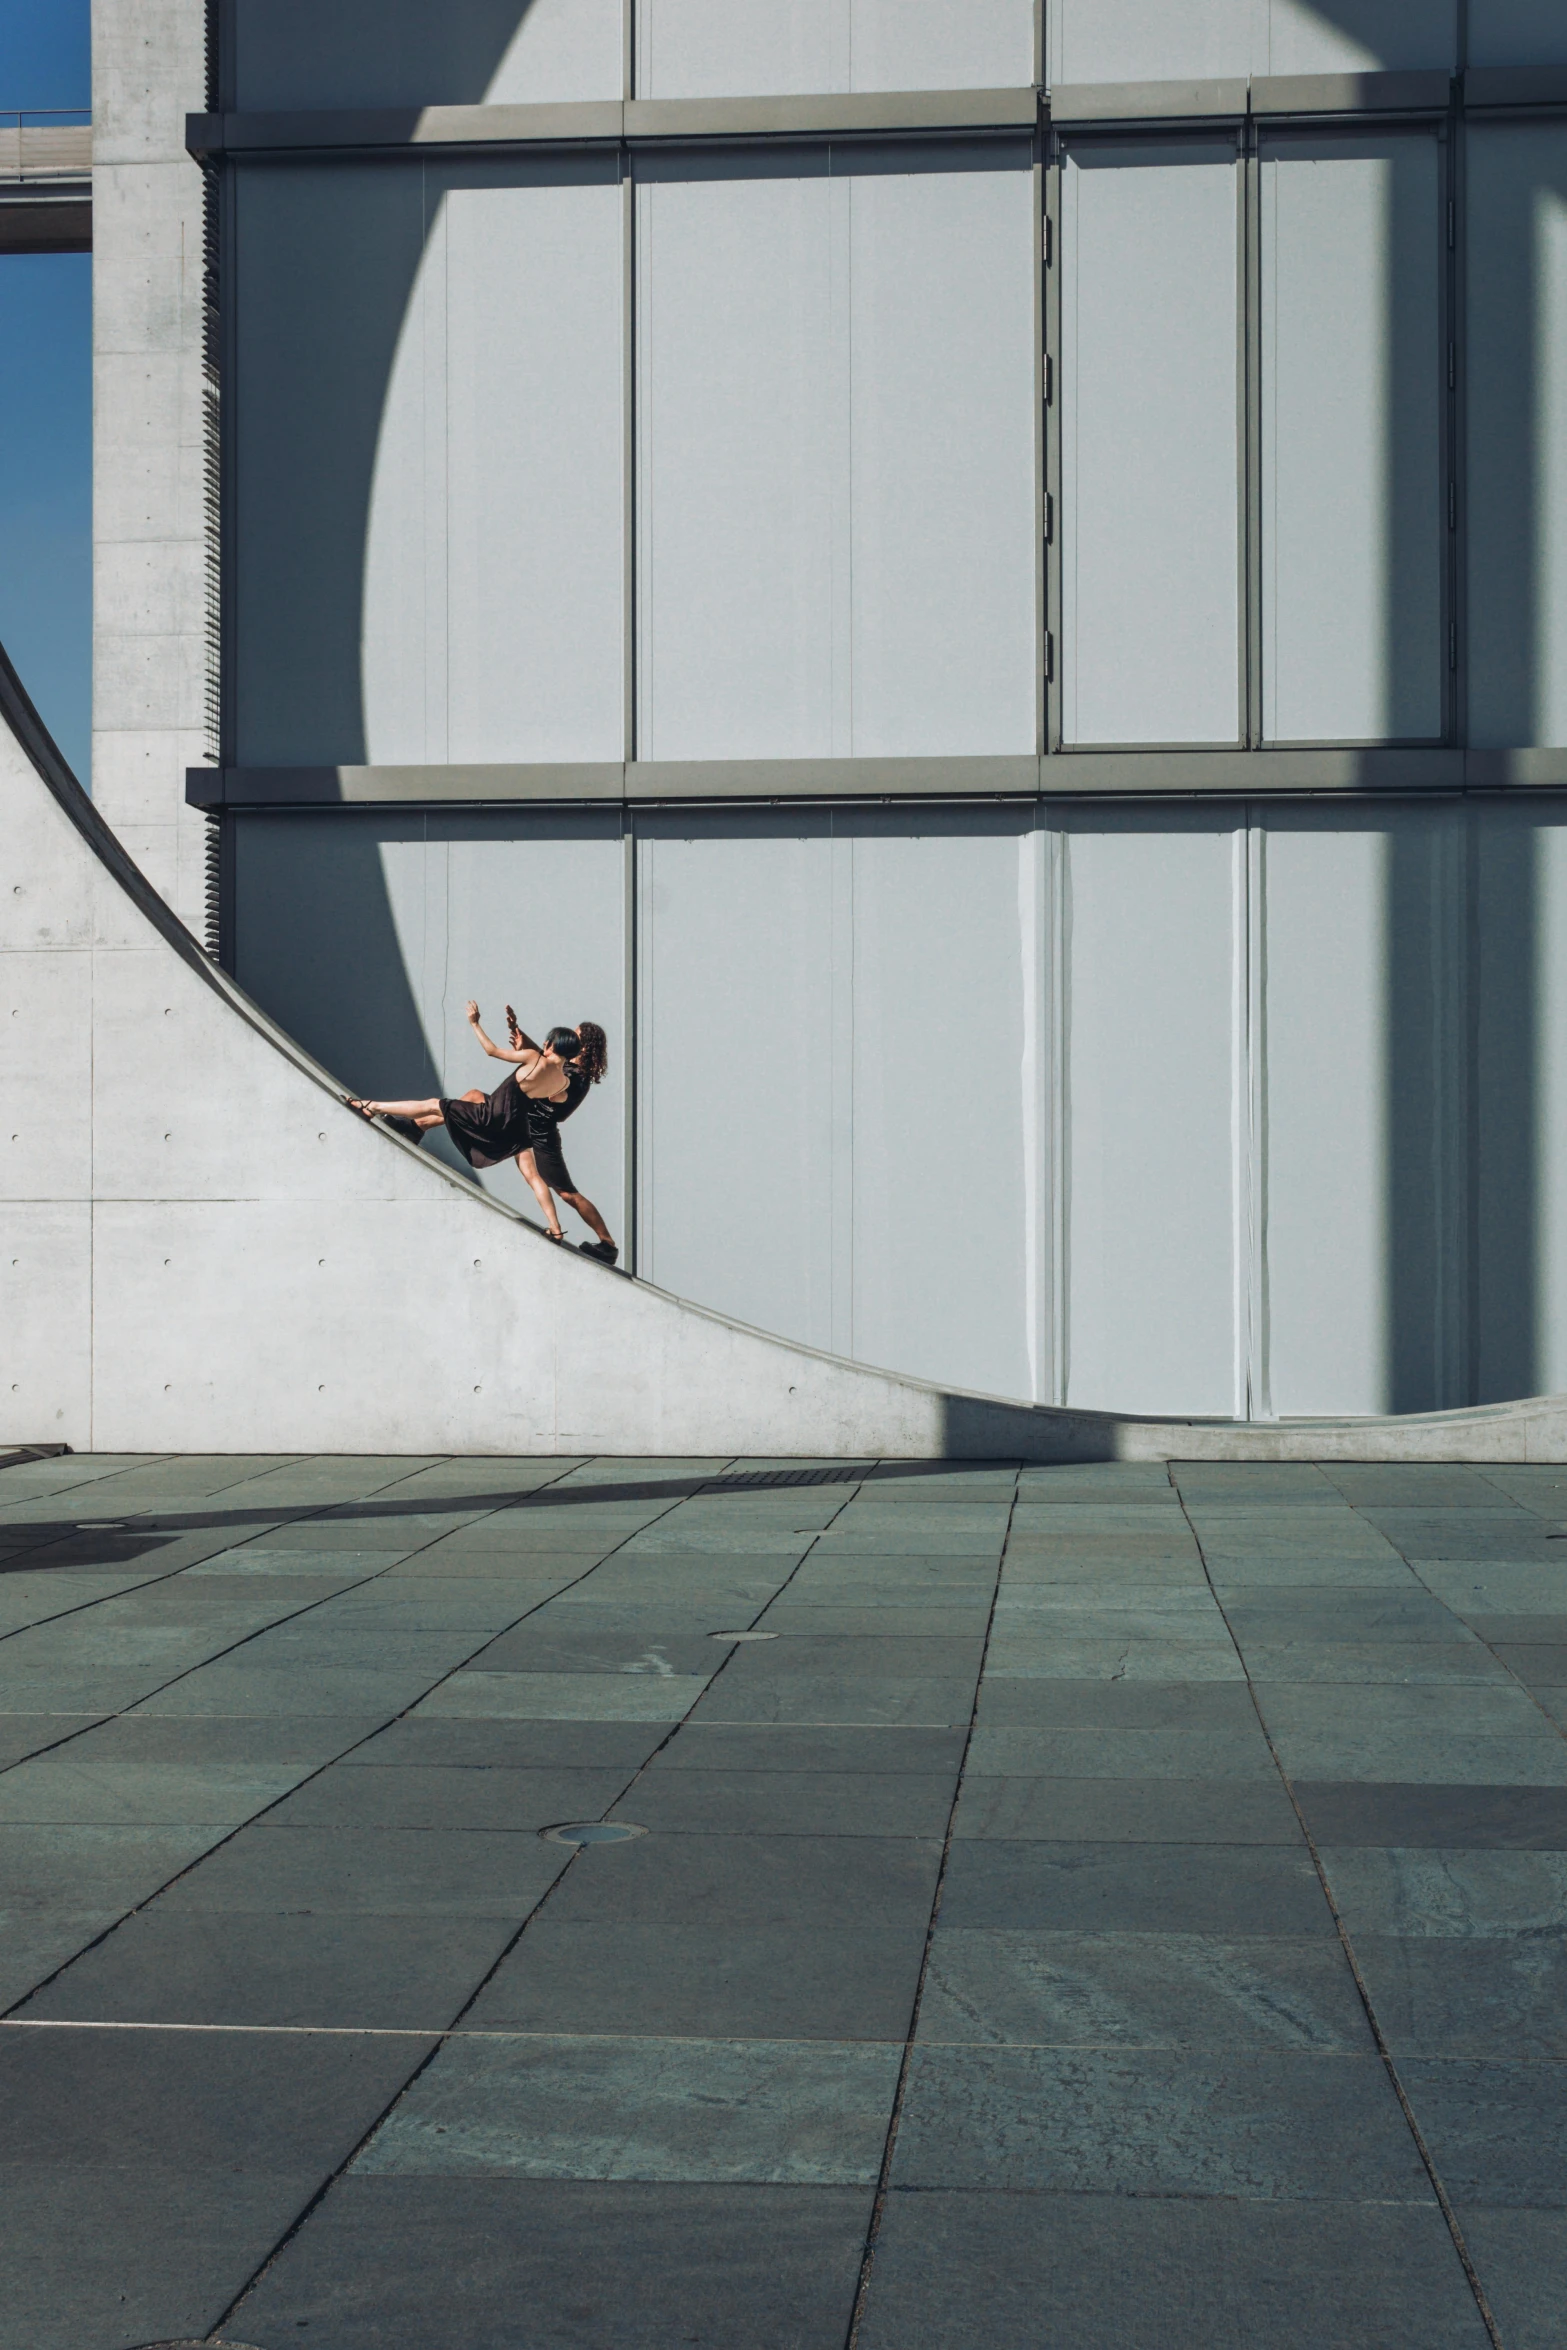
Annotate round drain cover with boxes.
[709,1629,778,1641]
[541,1820,647,1846]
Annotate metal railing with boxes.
[0,110,92,183]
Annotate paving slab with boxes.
[414,1669,710,1721]
[938,1841,1333,1934]
[917,1927,1371,2051]
[857,2192,1490,2350]
[618,1766,956,1837]
[464,1921,927,2041]
[269,1763,631,1831]
[541,1830,944,1931]
[152,1824,571,1917]
[352,2030,902,2184]
[952,1775,1304,1844]
[19,1908,520,2030]
[891,2045,1429,2197]
[1296,1781,1567,1848]
[232,2177,873,2350]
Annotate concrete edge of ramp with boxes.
[5,641,1567,1463]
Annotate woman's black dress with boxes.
[439,1074,535,1169]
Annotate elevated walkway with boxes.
[5,645,1566,1461]
[0,116,91,252]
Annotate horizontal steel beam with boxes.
[189,749,1567,810]
[185,67,1567,163]
[185,88,1039,159]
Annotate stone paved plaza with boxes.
[0,1448,1563,2347]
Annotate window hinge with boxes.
[1447,198,1455,249]
[1449,622,1458,671]
[1043,215,1053,266]
[1448,340,1456,389]
[1044,490,1054,543]
[1043,353,1053,404]
[1045,631,1055,683]
[1448,481,1457,531]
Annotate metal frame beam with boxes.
[190,749,1567,811]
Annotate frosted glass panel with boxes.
[636,0,1033,97]
[637,810,1044,1395]
[1261,133,1443,743]
[1470,1,1567,68]
[233,0,623,108]
[1262,810,1465,1418]
[635,161,838,760]
[1467,125,1567,749]
[850,813,1042,1399]
[636,145,1037,760]
[236,161,624,767]
[848,157,1037,756]
[1060,811,1241,1416]
[1049,0,1248,85]
[637,820,839,1349]
[1049,0,1454,81]
[440,181,626,761]
[1061,143,1241,746]
[1264,0,1456,73]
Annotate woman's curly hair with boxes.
[575,1021,609,1084]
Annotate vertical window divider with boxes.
[1042,130,1062,755]
[623,807,638,1279]
[1242,118,1264,750]
[1447,93,1467,747]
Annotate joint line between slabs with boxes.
[1173,1483,1507,2350]
[842,1469,1020,2350]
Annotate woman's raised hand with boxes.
[465,1000,481,1024]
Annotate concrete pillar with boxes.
[90,0,209,933]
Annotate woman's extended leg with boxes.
[350,1096,445,1124]
[515,1147,566,1241]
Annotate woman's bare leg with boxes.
[559,1188,614,1247]
[352,1096,443,1120]
[515,1148,566,1240]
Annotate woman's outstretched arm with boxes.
[466,1000,537,1067]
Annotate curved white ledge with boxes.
[4,650,1565,1462]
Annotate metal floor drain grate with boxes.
[541,1821,647,1846]
[703,1467,865,1491]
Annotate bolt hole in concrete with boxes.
[710,1629,778,1641]
[541,1822,647,1847]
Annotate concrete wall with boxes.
[91,0,210,935]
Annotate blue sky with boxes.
[0,0,91,783]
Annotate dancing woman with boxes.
[350,1004,618,1263]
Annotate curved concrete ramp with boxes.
[6,655,1567,1462]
